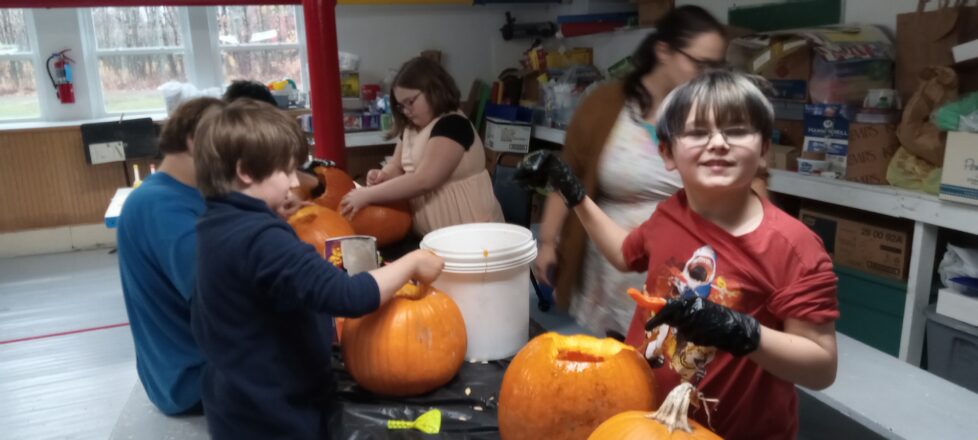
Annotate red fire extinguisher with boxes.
[46,49,75,104]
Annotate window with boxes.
[0,9,39,120]
[84,7,192,114]
[214,6,307,91]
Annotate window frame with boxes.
[0,8,43,122]
[78,6,196,117]
[206,5,309,92]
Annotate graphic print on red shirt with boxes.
[621,190,839,440]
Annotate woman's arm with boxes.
[340,137,464,217]
[533,194,568,285]
[749,319,838,390]
[572,197,631,271]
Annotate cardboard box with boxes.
[485,117,531,153]
[637,0,673,26]
[766,144,801,171]
[754,40,812,101]
[845,122,899,185]
[804,104,853,175]
[800,205,912,281]
[940,131,978,207]
[774,119,805,147]
[937,287,978,328]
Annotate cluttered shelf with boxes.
[344,130,396,148]
[530,125,978,237]
[767,169,978,236]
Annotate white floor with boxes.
[0,249,136,440]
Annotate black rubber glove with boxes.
[645,296,761,357]
[514,150,586,208]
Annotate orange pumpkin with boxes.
[350,200,413,247]
[312,166,355,210]
[287,205,355,257]
[341,283,467,396]
[588,410,721,440]
[498,333,658,440]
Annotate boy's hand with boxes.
[514,150,586,208]
[411,249,445,285]
[278,199,312,220]
[645,296,761,356]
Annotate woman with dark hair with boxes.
[534,6,731,337]
[340,57,503,236]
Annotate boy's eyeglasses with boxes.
[675,48,728,70]
[395,92,423,113]
[676,127,759,149]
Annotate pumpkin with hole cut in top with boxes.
[312,166,356,210]
[287,205,355,257]
[498,333,658,440]
[350,200,413,247]
[341,283,466,397]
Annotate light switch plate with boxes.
[89,141,126,165]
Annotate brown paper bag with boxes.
[896,0,978,101]
[896,66,958,165]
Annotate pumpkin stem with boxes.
[650,382,718,433]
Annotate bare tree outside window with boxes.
[89,7,188,113]
[216,6,303,90]
[0,9,39,120]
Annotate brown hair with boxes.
[389,56,461,137]
[158,97,225,154]
[193,99,308,198]
[624,6,726,118]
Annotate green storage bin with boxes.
[834,266,906,356]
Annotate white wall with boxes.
[335,4,559,91]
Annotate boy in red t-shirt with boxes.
[516,70,838,439]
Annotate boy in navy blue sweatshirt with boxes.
[190,99,444,439]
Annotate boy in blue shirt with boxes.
[190,99,444,439]
[117,97,226,415]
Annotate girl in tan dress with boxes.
[340,57,503,236]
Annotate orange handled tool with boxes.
[627,288,667,314]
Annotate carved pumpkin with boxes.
[498,333,658,440]
[350,200,413,247]
[312,166,355,210]
[588,384,721,440]
[287,205,355,257]
[341,283,467,397]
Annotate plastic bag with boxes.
[939,244,978,292]
[157,81,222,114]
[896,66,958,166]
[886,146,942,194]
[932,91,978,131]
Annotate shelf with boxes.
[532,125,566,144]
[768,169,978,236]
[344,131,396,148]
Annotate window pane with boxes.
[0,9,31,53]
[0,60,39,119]
[99,54,186,113]
[216,6,298,46]
[223,49,302,90]
[92,7,183,49]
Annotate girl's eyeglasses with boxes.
[675,48,728,70]
[395,92,423,113]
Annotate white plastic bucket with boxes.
[421,223,536,361]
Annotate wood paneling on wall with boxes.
[0,127,128,233]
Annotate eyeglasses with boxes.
[675,48,727,70]
[676,126,759,149]
[395,92,423,113]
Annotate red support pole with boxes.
[302,0,347,169]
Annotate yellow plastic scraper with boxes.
[387,409,441,434]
